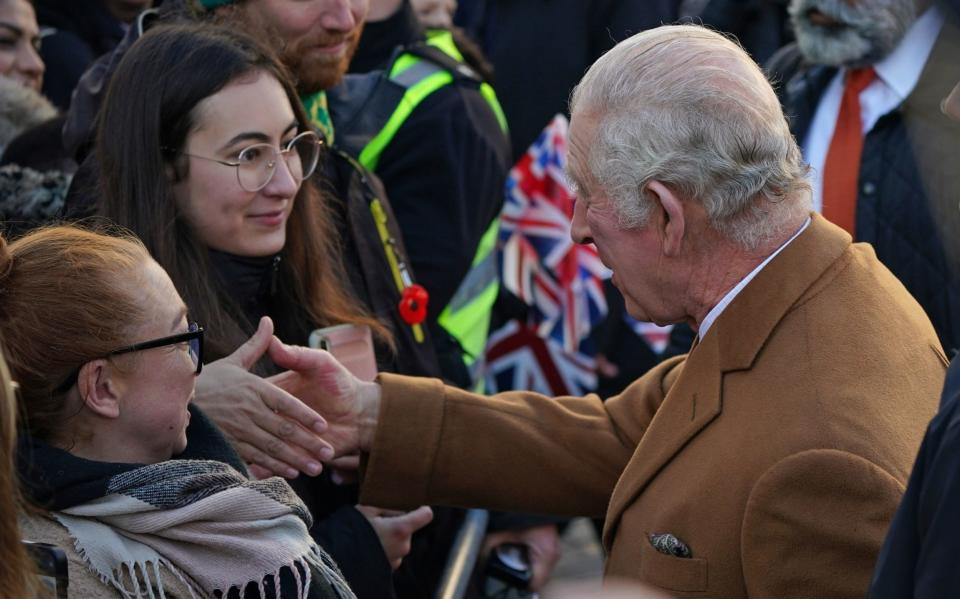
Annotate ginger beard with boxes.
[282,24,364,94]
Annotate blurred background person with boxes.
[35,0,153,110]
[455,0,680,161]
[767,0,960,355]
[0,0,71,239]
[680,0,793,64]
[0,0,43,92]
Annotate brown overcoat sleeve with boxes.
[359,356,686,517]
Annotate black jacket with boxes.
[455,0,680,160]
[767,20,960,355]
[870,357,960,597]
[35,0,128,110]
[339,3,511,381]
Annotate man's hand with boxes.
[193,317,333,479]
[356,505,434,570]
[267,340,382,458]
[482,524,562,592]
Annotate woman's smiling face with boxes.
[172,70,302,258]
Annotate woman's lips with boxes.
[247,211,286,227]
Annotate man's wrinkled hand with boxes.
[193,317,333,479]
[266,340,382,459]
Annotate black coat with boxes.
[455,0,680,161]
[870,357,960,597]
[767,20,960,355]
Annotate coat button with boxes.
[862,181,877,195]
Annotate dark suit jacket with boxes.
[767,19,960,355]
[360,214,946,597]
[870,356,960,598]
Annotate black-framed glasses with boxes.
[55,323,204,393]
[180,130,323,192]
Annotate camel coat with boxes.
[359,214,947,598]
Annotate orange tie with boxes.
[822,67,877,236]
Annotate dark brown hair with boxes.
[95,22,389,361]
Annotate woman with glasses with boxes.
[92,22,433,596]
[2,226,354,598]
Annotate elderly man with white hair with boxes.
[269,24,946,597]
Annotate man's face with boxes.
[788,0,917,67]
[239,0,369,94]
[567,113,680,326]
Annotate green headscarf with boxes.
[198,0,235,9]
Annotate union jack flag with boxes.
[483,115,610,396]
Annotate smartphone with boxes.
[308,324,378,382]
[23,541,68,599]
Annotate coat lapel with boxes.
[602,329,722,550]
[601,215,851,551]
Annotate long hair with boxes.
[95,22,389,361]
[0,346,42,597]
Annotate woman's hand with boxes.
[194,317,334,479]
[357,505,435,570]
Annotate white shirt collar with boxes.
[871,5,944,102]
[698,217,812,340]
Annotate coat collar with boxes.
[602,214,851,551]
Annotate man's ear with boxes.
[646,180,685,257]
[76,360,123,419]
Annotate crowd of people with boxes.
[1,0,959,597]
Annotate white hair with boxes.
[570,25,811,251]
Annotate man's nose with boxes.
[570,198,593,245]
[320,0,358,32]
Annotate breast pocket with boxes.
[639,537,708,593]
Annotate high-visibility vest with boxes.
[355,31,508,381]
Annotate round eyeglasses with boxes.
[181,131,323,192]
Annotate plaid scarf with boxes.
[52,459,354,599]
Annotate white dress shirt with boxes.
[803,6,944,212]
[699,218,811,339]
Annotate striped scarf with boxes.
[54,460,354,599]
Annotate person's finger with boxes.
[329,455,360,471]
[395,505,434,534]
[943,81,960,121]
[233,440,299,479]
[241,424,325,477]
[267,337,324,373]
[251,409,333,460]
[259,379,328,434]
[247,463,273,480]
[227,316,275,370]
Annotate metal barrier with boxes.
[436,508,490,599]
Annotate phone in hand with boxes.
[308,324,378,382]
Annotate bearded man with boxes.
[768,0,960,355]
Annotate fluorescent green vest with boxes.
[357,31,508,379]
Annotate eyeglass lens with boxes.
[187,322,201,370]
[236,132,321,192]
